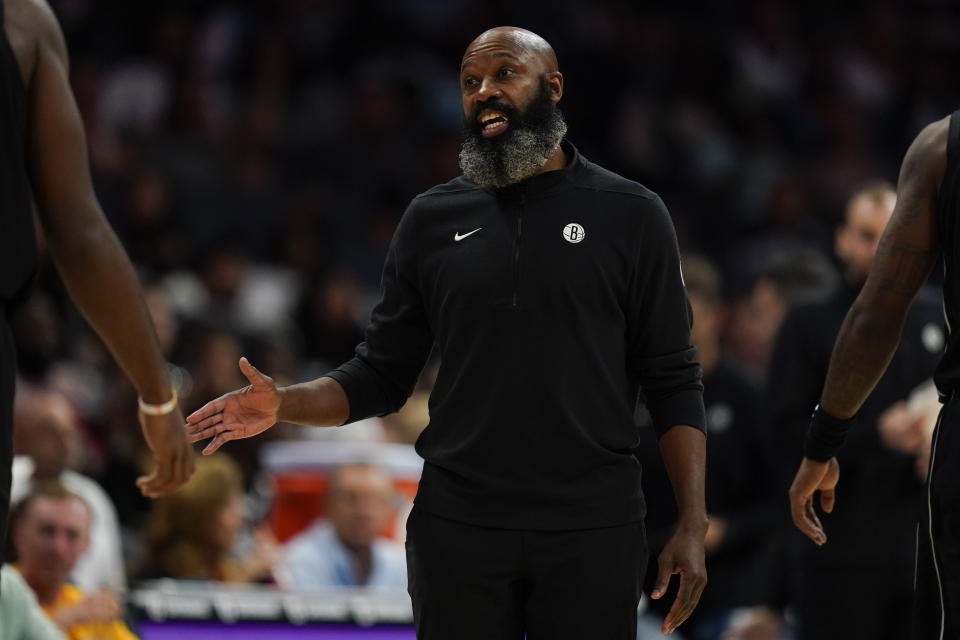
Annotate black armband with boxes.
[803,404,856,462]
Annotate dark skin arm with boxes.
[789,117,947,545]
[8,0,193,495]
[652,425,708,635]
[185,357,350,454]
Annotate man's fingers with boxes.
[186,397,226,424]
[662,578,687,633]
[804,498,826,538]
[203,430,234,455]
[239,357,271,389]
[186,412,223,435]
[651,559,673,600]
[139,443,196,498]
[791,496,826,545]
[137,468,175,498]
[663,567,707,634]
[820,488,835,513]
[189,422,229,444]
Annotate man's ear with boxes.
[547,72,564,103]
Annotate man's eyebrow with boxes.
[461,52,523,73]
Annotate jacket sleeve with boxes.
[323,203,434,423]
[626,196,705,438]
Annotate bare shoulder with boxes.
[907,115,950,188]
[3,0,66,86]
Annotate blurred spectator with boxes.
[276,463,406,590]
[0,564,66,640]
[720,606,785,640]
[10,482,135,640]
[878,379,940,480]
[136,453,279,583]
[11,389,125,594]
[725,248,837,380]
[765,182,943,639]
[113,168,188,276]
[9,291,63,382]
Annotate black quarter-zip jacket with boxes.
[326,141,705,530]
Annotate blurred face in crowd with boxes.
[14,495,90,594]
[14,392,83,480]
[835,190,895,285]
[327,465,396,551]
[459,27,567,188]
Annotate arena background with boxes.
[8,0,960,638]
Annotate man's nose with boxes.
[51,532,72,556]
[477,76,502,101]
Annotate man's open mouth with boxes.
[479,110,510,138]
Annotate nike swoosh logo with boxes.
[454,228,482,242]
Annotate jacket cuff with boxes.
[648,389,706,438]
[323,358,389,424]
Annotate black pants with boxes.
[914,399,960,639]
[405,507,647,640]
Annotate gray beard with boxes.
[459,112,568,189]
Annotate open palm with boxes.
[186,357,282,455]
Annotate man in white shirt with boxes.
[277,463,406,590]
[11,390,125,593]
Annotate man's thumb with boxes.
[651,562,672,599]
[239,357,267,386]
[820,488,835,513]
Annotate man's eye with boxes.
[498,68,514,78]
[463,77,478,88]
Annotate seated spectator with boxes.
[10,483,135,640]
[0,564,66,640]
[276,463,406,590]
[137,453,279,582]
[11,389,125,594]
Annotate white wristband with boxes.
[138,389,178,416]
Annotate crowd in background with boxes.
[7,0,960,638]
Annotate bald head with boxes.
[462,27,559,74]
[458,26,567,188]
[14,390,82,479]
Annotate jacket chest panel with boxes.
[418,199,630,322]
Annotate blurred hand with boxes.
[721,606,784,640]
[186,357,281,455]
[704,515,727,554]
[235,525,283,583]
[137,405,195,498]
[916,439,932,480]
[55,589,123,629]
[878,402,923,454]
[788,457,840,545]
[651,524,708,634]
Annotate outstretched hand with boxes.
[788,456,840,545]
[186,357,282,455]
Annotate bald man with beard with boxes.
[188,27,708,639]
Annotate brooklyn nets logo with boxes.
[562,223,586,244]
